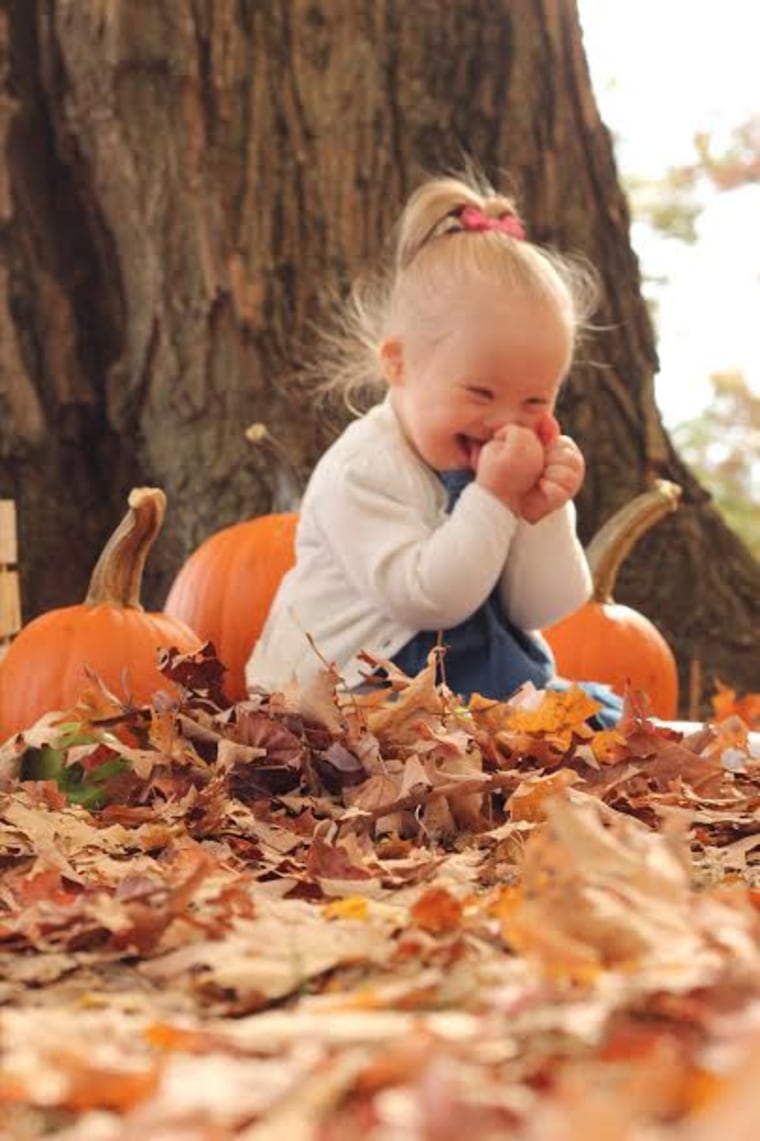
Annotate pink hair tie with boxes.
[458,205,526,240]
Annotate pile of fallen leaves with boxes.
[1,647,758,1140]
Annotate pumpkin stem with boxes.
[587,479,682,603]
[85,487,167,609]
[245,422,303,512]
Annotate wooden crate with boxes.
[0,500,21,658]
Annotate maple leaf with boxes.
[509,686,601,734]
[277,665,347,736]
[311,742,367,794]
[158,642,229,710]
[589,727,629,765]
[345,772,402,815]
[355,649,458,742]
[509,769,581,823]
[226,712,306,799]
[234,711,304,763]
[712,680,760,730]
[466,685,600,770]
[305,834,373,882]
[623,722,731,799]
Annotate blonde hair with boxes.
[316,170,598,408]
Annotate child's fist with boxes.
[520,433,585,523]
[476,425,545,513]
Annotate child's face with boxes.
[383,290,573,472]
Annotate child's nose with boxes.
[512,410,546,433]
[483,411,539,441]
[484,408,514,435]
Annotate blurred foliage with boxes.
[671,371,760,560]
[625,114,760,243]
[619,115,759,560]
[625,172,701,243]
[692,117,760,191]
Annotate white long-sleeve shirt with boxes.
[246,397,592,691]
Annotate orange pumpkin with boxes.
[0,488,200,740]
[164,423,301,703]
[543,480,682,720]
[164,512,298,703]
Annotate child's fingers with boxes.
[542,461,581,488]
[536,477,570,509]
[544,435,581,462]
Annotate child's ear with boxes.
[379,338,405,386]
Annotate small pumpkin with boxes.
[164,513,298,703]
[543,480,682,720]
[0,488,200,740]
[164,424,301,704]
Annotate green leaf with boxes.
[20,744,131,810]
[21,745,68,783]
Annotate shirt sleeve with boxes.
[308,452,518,630]
[498,502,592,630]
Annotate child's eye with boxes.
[467,386,494,401]
[524,398,548,409]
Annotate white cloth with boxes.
[246,397,592,690]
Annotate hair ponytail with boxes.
[395,175,523,270]
[311,168,598,410]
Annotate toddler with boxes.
[247,172,622,726]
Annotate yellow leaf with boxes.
[509,770,580,822]
[467,687,600,748]
[322,896,369,921]
[590,727,628,764]
[506,687,600,734]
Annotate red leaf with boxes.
[411,887,463,934]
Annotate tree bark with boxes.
[0,0,757,712]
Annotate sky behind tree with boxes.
[578,0,760,426]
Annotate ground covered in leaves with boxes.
[1,648,758,1140]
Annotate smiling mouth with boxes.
[457,435,484,469]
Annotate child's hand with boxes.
[520,417,585,523]
[476,425,545,513]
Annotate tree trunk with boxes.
[1,0,757,713]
